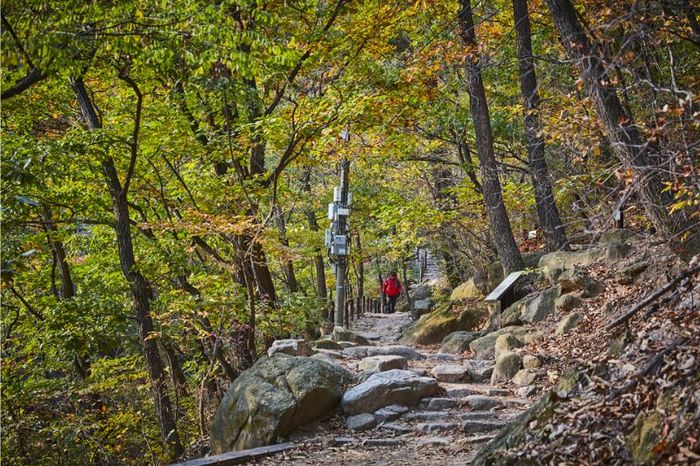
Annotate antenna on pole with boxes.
[325,127,351,328]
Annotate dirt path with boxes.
[255,312,530,465]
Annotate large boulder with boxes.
[333,327,370,345]
[500,295,535,327]
[440,331,478,354]
[539,249,605,282]
[341,369,440,415]
[401,303,487,345]
[267,339,314,357]
[469,326,528,360]
[450,278,484,301]
[211,356,352,453]
[312,339,343,351]
[520,286,560,324]
[555,293,582,312]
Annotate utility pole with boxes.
[326,130,351,328]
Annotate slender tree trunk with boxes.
[354,233,364,299]
[303,172,328,300]
[274,205,299,293]
[41,205,92,380]
[545,0,698,251]
[458,0,525,273]
[513,0,570,252]
[71,77,183,459]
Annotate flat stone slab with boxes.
[342,369,440,415]
[445,386,481,398]
[424,397,459,410]
[378,422,412,434]
[345,413,376,431]
[430,364,470,383]
[343,345,424,360]
[419,422,460,433]
[359,355,407,372]
[463,420,507,434]
[464,395,502,411]
[363,438,405,447]
[416,436,451,446]
[267,339,314,357]
[374,404,409,423]
[406,411,450,422]
[460,412,498,421]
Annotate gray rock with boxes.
[431,364,470,383]
[333,327,370,345]
[450,278,485,301]
[557,269,594,293]
[313,339,343,350]
[446,387,480,398]
[522,355,540,369]
[617,260,650,285]
[417,436,452,446]
[539,248,605,281]
[211,355,352,453]
[464,395,502,410]
[556,312,581,335]
[267,339,314,357]
[494,333,524,359]
[338,341,357,349]
[378,422,412,434]
[517,385,538,398]
[366,345,425,360]
[359,355,408,372]
[490,352,522,385]
[420,422,460,433]
[461,412,498,421]
[426,397,459,410]
[406,411,449,421]
[599,228,638,245]
[440,331,478,354]
[363,438,404,447]
[431,352,460,361]
[511,369,536,387]
[411,283,432,301]
[521,286,560,323]
[463,420,507,434]
[341,369,440,415]
[345,413,376,431]
[469,326,527,360]
[486,388,509,397]
[413,298,434,318]
[555,293,583,312]
[374,404,409,423]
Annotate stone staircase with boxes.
[273,311,531,465]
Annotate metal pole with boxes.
[334,158,350,327]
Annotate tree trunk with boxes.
[545,0,698,251]
[354,233,364,299]
[458,0,525,273]
[303,173,328,300]
[71,77,183,459]
[513,0,570,252]
[274,205,299,293]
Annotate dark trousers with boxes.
[386,295,398,313]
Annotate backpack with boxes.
[384,277,401,297]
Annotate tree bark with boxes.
[545,0,698,251]
[513,0,570,252]
[458,0,525,273]
[274,205,299,293]
[71,76,183,459]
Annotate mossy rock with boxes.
[401,303,487,345]
[626,412,664,465]
[469,326,528,360]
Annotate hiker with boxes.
[382,271,402,313]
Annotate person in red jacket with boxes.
[382,271,402,314]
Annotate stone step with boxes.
[406,411,450,422]
[363,438,404,447]
[444,386,482,398]
[421,397,460,410]
[416,436,452,446]
[462,420,507,434]
[418,422,461,433]
[377,422,412,434]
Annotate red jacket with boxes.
[383,276,402,297]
